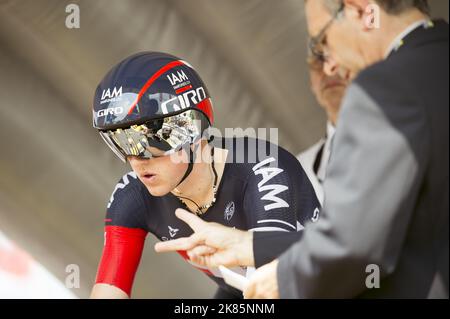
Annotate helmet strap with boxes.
[176,145,196,187]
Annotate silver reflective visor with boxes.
[98,109,206,162]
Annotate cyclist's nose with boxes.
[128,155,150,165]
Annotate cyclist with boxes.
[90,52,320,298]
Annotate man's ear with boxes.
[343,0,378,31]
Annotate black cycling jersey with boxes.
[99,136,320,298]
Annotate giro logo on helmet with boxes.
[100,86,123,104]
[97,106,124,118]
[161,87,207,115]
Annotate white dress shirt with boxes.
[297,121,336,205]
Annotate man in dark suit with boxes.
[244,0,448,298]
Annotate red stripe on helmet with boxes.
[175,84,193,95]
[197,98,214,125]
[127,60,185,115]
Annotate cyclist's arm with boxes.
[91,173,148,298]
[252,231,303,267]
[91,283,129,299]
[91,225,147,298]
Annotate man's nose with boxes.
[323,56,339,77]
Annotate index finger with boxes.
[154,237,194,252]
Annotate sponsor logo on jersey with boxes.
[252,157,289,211]
[311,207,320,222]
[168,226,179,238]
[224,202,235,221]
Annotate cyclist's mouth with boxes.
[142,173,157,183]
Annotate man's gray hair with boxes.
[323,0,430,15]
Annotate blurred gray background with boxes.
[0,0,448,298]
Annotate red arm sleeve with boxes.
[95,225,147,297]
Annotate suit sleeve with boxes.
[244,148,321,267]
[277,80,428,298]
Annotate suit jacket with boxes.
[277,20,449,298]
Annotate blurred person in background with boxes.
[297,53,348,204]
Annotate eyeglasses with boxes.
[308,2,345,62]
[307,55,325,71]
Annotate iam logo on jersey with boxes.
[224,202,235,221]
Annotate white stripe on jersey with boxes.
[257,219,296,230]
[248,227,290,232]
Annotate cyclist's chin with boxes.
[144,183,171,197]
